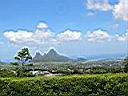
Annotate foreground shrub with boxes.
[0,69,15,77]
[85,67,124,74]
[0,73,128,96]
[15,69,35,77]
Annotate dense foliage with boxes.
[123,56,128,72]
[0,65,126,77]
[14,48,32,66]
[0,69,15,77]
[0,73,128,96]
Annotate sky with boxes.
[0,0,128,59]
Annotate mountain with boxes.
[32,49,72,62]
[32,52,44,62]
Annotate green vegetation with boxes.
[0,73,128,96]
[0,48,128,95]
[10,48,33,77]
[124,56,128,72]
[14,48,32,67]
[0,69,15,77]
[10,62,19,66]
[123,57,128,65]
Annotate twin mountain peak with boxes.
[32,49,72,62]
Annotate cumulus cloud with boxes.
[113,0,128,21]
[36,22,48,30]
[4,22,54,46]
[85,29,128,42]
[114,33,128,41]
[3,23,81,46]
[86,0,112,11]
[86,0,128,21]
[57,30,81,42]
[4,30,54,46]
[4,30,34,45]
[86,29,110,42]
[3,22,127,46]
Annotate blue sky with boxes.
[0,0,127,59]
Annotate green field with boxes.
[0,73,128,96]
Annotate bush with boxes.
[0,69,16,77]
[25,63,33,66]
[0,73,128,96]
[84,67,124,74]
[10,62,19,66]
[15,69,35,77]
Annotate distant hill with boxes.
[32,49,72,62]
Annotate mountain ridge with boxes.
[32,49,72,62]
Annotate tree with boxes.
[123,56,128,72]
[10,62,19,66]
[14,48,32,67]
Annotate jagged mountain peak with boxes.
[32,48,72,62]
[32,52,43,62]
[35,52,42,56]
[47,49,58,56]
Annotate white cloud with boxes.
[4,23,82,46]
[114,33,128,41]
[4,22,127,46]
[4,30,54,46]
[86,0,112,11]
[4,22,54,46]
[86,29,128,42]
[86,29,110,42]
[33,31,54,42]
[4,30,35,45]
[36,22,48,30]
[57,30,81,42]
[86,0,128,21]
[113,0,128,21]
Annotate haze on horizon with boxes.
[0,0,127,59]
